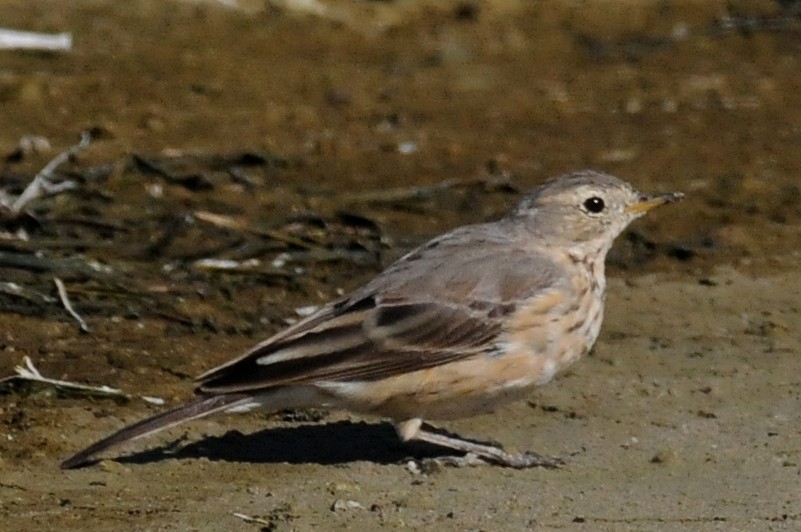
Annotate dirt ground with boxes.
[1,0,801,530]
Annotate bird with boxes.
[60,169,683,470]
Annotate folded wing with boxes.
[197,296,503,392]
[197,222,565,394]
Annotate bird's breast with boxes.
[498,257,606,387]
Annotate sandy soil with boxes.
[1,1,800,530]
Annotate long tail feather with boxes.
[61,393,251,469]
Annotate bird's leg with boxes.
[395,418,563,469]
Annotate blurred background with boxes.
[2,0,799,277]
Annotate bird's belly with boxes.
[315,336,582,422]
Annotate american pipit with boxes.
[61,170,682,469]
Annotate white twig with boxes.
[10,131,91,214]
[4,356,125,398]
[0,28,72,51]
[54,277,91,333]
[142,396,166,405]
[0,356,165,405]
[232,513,273,526]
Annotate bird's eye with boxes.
[583,197,605,213]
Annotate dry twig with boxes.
[0,356,164,404]
[231,512,273,526]
[0,28,72,51]
[54,277,91,333]
[194,210,319,249]
[9,131,91,215]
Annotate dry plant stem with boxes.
[0,356,165,404]
[0,281,55,306]
[232,513,273,526]
[334,175,515,205]
[0,28,72,51]
[11,131,91,214]
[0,250,111,279]
[194,210,317,249]
[54,277,92,333]
[337,179,460,205]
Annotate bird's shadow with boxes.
[115,421,451,467]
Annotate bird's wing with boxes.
[197,296,504,393]
[197,224,565,394]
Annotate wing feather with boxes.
[198,299,502,392]
[196,222,567,394]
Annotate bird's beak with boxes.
[625,191,684,214]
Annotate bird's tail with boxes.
[60,393,252,469]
